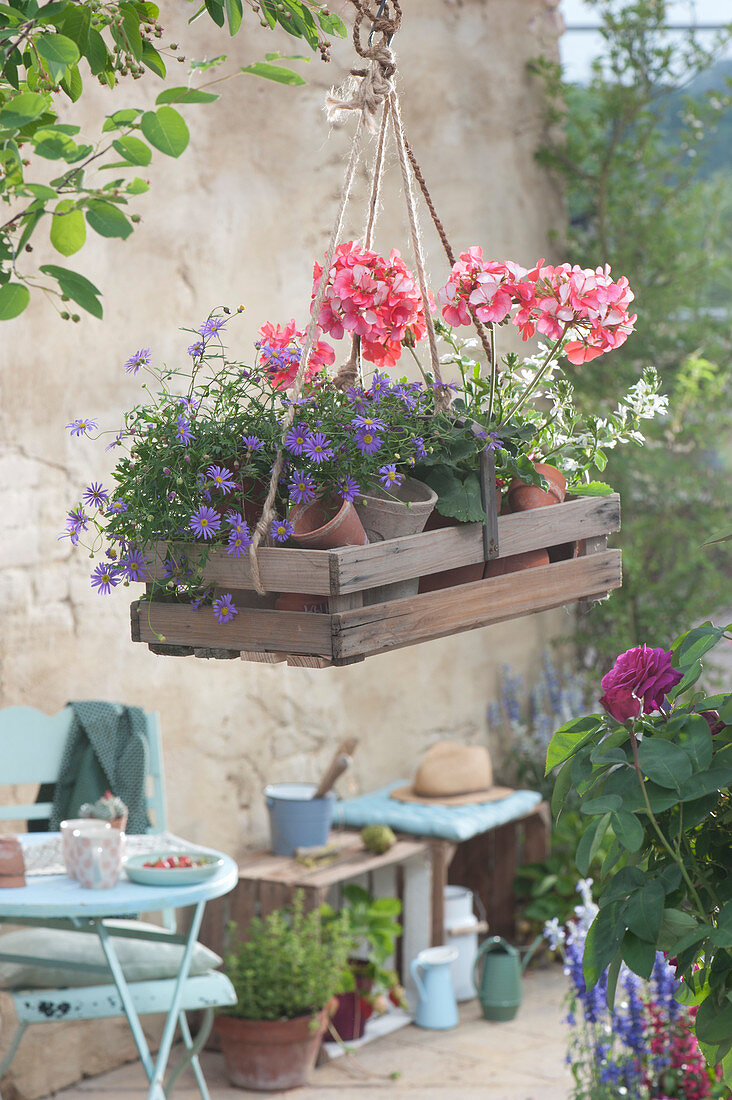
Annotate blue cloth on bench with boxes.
[333,783,542,842]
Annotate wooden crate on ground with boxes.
[130,494,621,667]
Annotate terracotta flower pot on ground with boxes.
[507,463,567,512]
[483,548,550,578]
[216,1010,328,1091]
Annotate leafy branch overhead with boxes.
[0,0,346,321]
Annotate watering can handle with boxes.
[409,957,426,1001]
[473,935,510,992]
[521,934,544,974]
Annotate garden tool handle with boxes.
[313,738,359,799]
[473,935,510,992]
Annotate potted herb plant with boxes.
[327,884,407,1042]
[218,892,353,1091]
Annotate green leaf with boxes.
[112,135,152,166]
[573,480,614,496]
[576,811,611,876]
[694,995,732,1044]
[317,8,347,36]
[204,0,225,27]
[24,184,57,199]
[677,765,732,802]
[155,87,219,105]
[0,282,30,320]
[599,867,646,906]
[672,622,724,671]
[678,715,714,771]
[140,107,189,157]
[712,903,732,949]
[668,659,703,700]
[545,715,603,774]
[583,901,628,990]
[36,32,80,79]
[605,949,622,1010]
[60,63,83,102]
[658,907,700,952]
[50,199,86,255]
[637,738,692,789]
[550,757,573,818]
[126,177,150,195]
[611,809,644,851]
[39,264,102,318]
[85,201,132,239]
[622,930,656,978]
[141,41,166,78]
[581,794,623,815]
[31,128,79,160]
[225,0,243,34]
[0,91,48,130]
[241,61,307,86]
[626,880,665,943]
[102,108,140,132]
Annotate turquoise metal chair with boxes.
[0,704,236,1098]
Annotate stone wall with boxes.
[0,1,564,1094]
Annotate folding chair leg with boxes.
[164,1009,214,1100]
[0,1020,28,1080]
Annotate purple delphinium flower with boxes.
[82,482,109,509]
[378,464,404,490]
[175,416,194,446]
[284,423,310,456]
[189,505,221,540]
[368,371,391,401]
[123,347,151,375]
[352,414,386,431]
[188,340,205,358]
[119,549,149,582]
[66,418,98,438]
[207,465,238,494]
[199,316,228,338]
[336,475,360,503]
[212,592,238,624]
[90,562,120,595]
[242,434,263,451]
[355,428,382,456]
[270,517,294,543]
[288,468,317,505]
[303,432,334,464]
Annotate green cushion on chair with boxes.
[0,920,222,989]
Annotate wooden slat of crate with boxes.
[132,601,333,657]
[331,494,620,594]
[147,542,333,595]
[331,549,622,660]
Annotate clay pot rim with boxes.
[216,1007,328,1040]
[359,476,438,509]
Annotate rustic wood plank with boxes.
[146,542,333,594]
[301,839,430,888]
[240,651,287,663]
[429,840,456,947]
[285,655,333,668]
[521,803,551,865]
[133,601,334,657]
[332,494,620,593]
[331,550,622,660]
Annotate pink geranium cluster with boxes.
[437,246,637,366]
[313,240,427,369]
[257,319,335,389]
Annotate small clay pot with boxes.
[290,497,368,550]
[274,592,329,614]
[418,510,484,594]
[508,463,567,512]
[355,477,437,543]
[0,835,26,888]
[483,548,550,578]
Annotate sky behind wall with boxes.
[559,0,732,80]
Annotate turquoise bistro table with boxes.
[0,834,238,1099]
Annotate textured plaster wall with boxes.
[0,1,564,1094]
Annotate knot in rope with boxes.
[325,0,401,132]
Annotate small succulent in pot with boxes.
[79,790,128,829]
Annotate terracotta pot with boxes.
[329,991,374,1042]
[289,497,368,550]
[548,539,581,564]
[418,510,484,594]
[274,592,329,614]
[109,812,128,831]
[483,548,550,578]
[217,1009,328,1091]
[507,463,567,512]
[0,835,26,888]
[355,477,437,543]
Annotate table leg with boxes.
[95,901,208,1100]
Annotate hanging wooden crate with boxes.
[130,494,621,668]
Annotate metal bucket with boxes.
[264,783,336,857]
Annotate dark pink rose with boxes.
[599,644,684,724]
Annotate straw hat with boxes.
[389,742,514,806]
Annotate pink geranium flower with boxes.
[256,319,334,389]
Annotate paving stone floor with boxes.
[46,966,571,1100]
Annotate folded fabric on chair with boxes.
[47,701,151,834]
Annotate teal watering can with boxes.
[410,946,459,1030]
[473,935,542,1022]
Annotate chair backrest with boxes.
[0,704,167,833]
